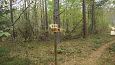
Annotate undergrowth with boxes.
[0,47,34,65]
[1,34,114,65]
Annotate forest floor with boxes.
[61,38,115,65]
[1,34,115,65]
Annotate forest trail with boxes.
[61,40,115,65]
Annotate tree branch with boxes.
[11,1,33,26]
[58,1,76,16]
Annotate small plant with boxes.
[0,31,10,41]
[0,31,11,37]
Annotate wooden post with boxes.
[53,0,60,64]
[54,32,58,65]
[49,24,60,65]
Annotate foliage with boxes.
[0,31,11,37]
[96,0,109,7]
[0,4,11,31]
[0,0,114,41]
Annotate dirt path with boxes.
[61,40,115,65]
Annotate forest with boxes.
[0,0,115,65]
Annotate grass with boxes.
[1,33,114,65]
[0,47,34,65]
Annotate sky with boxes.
[0,0,114,9]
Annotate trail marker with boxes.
[110,27,115,35]
[49,24,60,32]
[49,24,62,65]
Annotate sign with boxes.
[49,24,60,32]
[49,24,65,65]
[111,31,115,35]
[110,27,115,35]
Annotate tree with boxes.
[40,0,45,30]
[53,0,61,42]
[45,0,48,31]
[10,0,15,40]
[96,0,109,7]
[53,0,60,65]
[44,0,49,40]
[82,0,87,38]
[90,0,96,34]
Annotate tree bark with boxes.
[45,0,48,31]
[53,0,60,65]
[44,0,49,40]
[10,0,15,40]
[91,0,96,33]
[41,0,45,30]
[53,0,61,43]
[82,0,87,38]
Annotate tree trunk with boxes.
[53,0,60,65]
[91,0,96,33]
[45,0,48,31]
[23,0,33,41]
[44,0,49,40]
[41,0,45,30]
[54,0,61,43]
[82,0,87,38]
[10,0,15,41]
